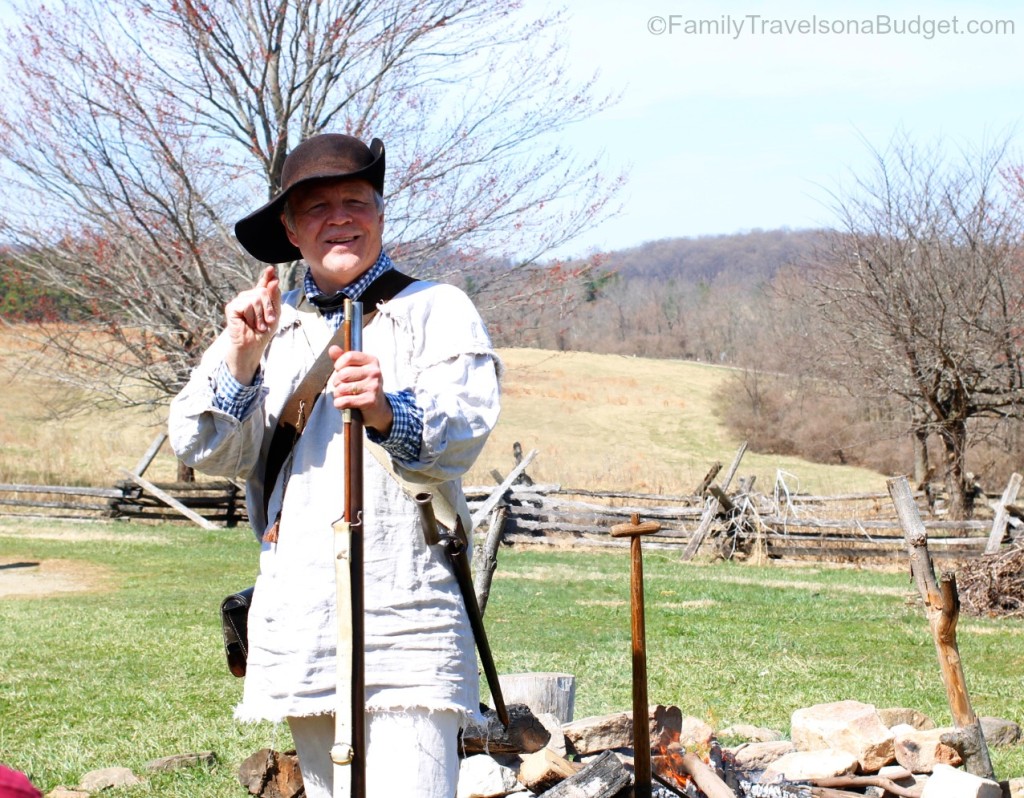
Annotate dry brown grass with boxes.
[0,325,177,484]
[473,348,887,494]
[0,328,888,494]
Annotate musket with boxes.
[414,492,509,728]
[331,298,365,797]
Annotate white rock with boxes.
[893,727,963,773]
[536,712,567,757]
[878,707,936,731]
[720,723,785,743]
[725,741,795,772]
[920,763,1001,798]
[77,768,141,792]
[762,748,859,782]
[456,754,522,798]
[791,700,895,771]
[679,715,715,748]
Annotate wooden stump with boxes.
[238,749,303,798]
[498,672,577,723]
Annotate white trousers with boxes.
[287,709,461,798]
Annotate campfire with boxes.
[652,738,729,797]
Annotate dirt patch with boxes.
[0,558,112,599]
[503,566,615,582]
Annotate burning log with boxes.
[653,750,737,798]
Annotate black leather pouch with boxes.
[220,587,255,677]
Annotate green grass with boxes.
[3,519,1022,794]
[0,520,271,795]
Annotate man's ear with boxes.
[281,212,299,247]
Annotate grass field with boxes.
[2,518,1022,795]
[4,327,1020,794]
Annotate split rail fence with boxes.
[2,438,1021,563]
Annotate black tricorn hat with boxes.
[234,134,385,264]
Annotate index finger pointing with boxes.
[257,265,278,289]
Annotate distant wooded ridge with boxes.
[1,226,823,337]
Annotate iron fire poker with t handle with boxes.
[610,513,662,798]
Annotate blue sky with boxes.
[0,0,1019,261]
[540,0,1024,257]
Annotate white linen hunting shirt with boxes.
[168,278,501,723]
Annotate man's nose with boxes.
[327,202,352,223]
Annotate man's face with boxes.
[283,178,384,293]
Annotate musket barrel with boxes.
[340,298,366,797]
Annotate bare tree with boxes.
[811,132,1024,518]
[0,0,622,407]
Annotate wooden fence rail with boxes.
[1,442,1020,565]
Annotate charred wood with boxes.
[460,703,550,756]
[535,749,631,798]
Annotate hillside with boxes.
[0,328,886,495]
[475,348,886,495]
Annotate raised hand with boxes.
[224,266,281,385]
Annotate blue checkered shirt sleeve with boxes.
[368,389,423,462]
[211,360,263,418]
[212,359,421,459]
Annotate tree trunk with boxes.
[176,461,195,483]
[498,672,576,723]
[939,420,971,520]
[912,425,930,487]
